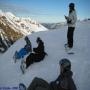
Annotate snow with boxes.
[0,20,90,90]
[5,12,16,19]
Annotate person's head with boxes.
[25,36,31,45]
[69,3,75,12]
[59,58,71,73]
[36,37,41,43]
[25,36,29,41]
[19,83,26,90]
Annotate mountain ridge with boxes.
[0,10,47,52]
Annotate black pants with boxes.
[26,53,45,69]
[67,27,75,48]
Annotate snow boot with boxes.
[20,60,26,74]
[13,51,18,63]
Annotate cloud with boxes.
[0,2,44,16]
[0,3,31,14]
[0,2,59,16]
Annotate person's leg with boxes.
[69,27,75,48]
[14,51,18,63]
[27,77,50,90]
[26,53,35,69]
[20,60,26,74]
[67,27,75,48]
[67,27,70,46]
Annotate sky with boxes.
[0,0,90,23]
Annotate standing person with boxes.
[19,58,77,90]
[65,3,77,50]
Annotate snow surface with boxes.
[0,20,90,90]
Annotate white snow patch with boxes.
[0,21,90,90]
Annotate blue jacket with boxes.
[16,48,28,59]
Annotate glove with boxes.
[64,15,68,20]
[67,20,72,24]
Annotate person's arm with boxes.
[71,11,77,24]
[64,15,68,20]
[50,75,60,85]
[68,11,77,24]
[64,15,72,24]
[68,78,77,90]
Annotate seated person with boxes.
[19,58,77,90]
[24,36,32,52]
[13,36,32,63]
[20,37,47,74]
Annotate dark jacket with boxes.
[26,39,46,68]
[24,44,32,53]
[33,39,46,60]
[27,77,50,90]
[33,40,44,54]
[50,71,77,90]
[27,71,76,90]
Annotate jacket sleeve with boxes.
[68,78,77,90]
[68,11,77,24]
[71,11,77,24]
[50,75,60,85]
[54,75,61,84]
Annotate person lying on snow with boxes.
[20,37,47,74]
[19,58,77,90]
[13,36,32,63]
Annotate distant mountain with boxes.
[0,10,48,52]
[42,22,66,30]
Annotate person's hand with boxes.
[64,15,68,19]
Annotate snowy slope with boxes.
[0,10,48,35]
[0,20,90,90]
